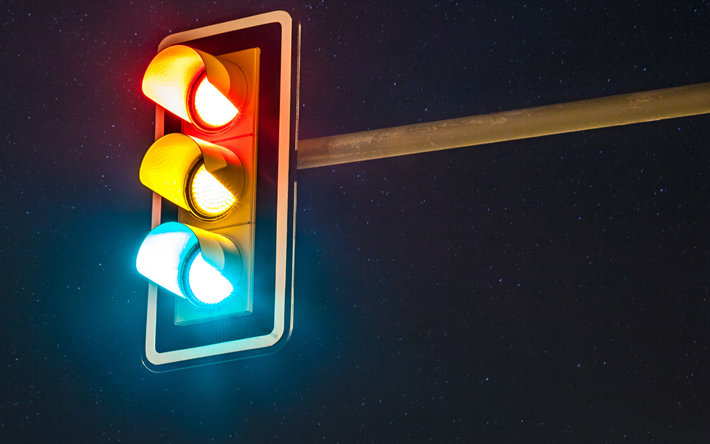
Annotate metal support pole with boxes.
[297,82,710,170]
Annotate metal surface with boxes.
[297,82,710,169]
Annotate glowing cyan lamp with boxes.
[187,252,234,305]
[139,133,245,220]
[136,222,243,309]
[142,45,248,132]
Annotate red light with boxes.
[189,72,239,131]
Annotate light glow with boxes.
[192,75,239,129]
[187,252,234,305]
[190,163,236,217]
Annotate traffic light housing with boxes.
[136,11,299,371]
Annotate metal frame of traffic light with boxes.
[138,11,300,372]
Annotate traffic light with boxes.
[135,11,300,371]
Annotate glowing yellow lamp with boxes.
[190,164,236,217]
[139,133,245,220]
[142,45,248,132]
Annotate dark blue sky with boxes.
[2,1,709,442]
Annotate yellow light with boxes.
[189,163,236,218]
[140,134,246,219]
[192,75,239,129]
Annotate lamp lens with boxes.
[189,163,236,218]
[186,251,233,306]
[191,73,238,130]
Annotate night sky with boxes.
[2,1,709,443]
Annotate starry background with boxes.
[2,1,709,442]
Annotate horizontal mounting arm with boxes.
[297,82,710,170]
